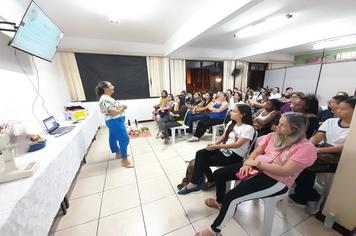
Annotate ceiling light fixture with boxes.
[234,13,293,39]
[312,35,356,50]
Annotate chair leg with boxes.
[262,198,277,236]
[183,128,187,139]
[281,196,288,217]
[212,127,217,142]
[172,129,176,144]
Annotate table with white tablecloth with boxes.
[0,111,102,236]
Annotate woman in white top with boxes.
[96,81,132,168]
[178,104,255,195]
[290,97,355,214]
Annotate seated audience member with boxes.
[185,92,194,105]
[280,91,305,113]
[178,104,255,194]
[185,92,213,133]
[281,87,294,101]
[187,92,203,109]
[152,90,168,117]
[188,92,229,142]
[155,94,174,121]
[336,91,348,97]
[180,90,187,97]
[195,112,317,236]
[269,87,282,99]
[253,87,268,101]
[158,95,187,144]
[253,99,281,136]
[243,88,254,103]
[226,89,233,102]
[290,97,355,214]
[291,95,320,138]
[318,95,348,122]
[229,91,244,109]
[248,91,270,110]
[233,87,239,94]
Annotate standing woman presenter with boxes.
[96,81,133,167]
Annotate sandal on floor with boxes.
[194,227,221,236]
[204,198,221,209]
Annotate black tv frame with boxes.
[9,0,64,62]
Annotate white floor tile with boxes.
[178,191,216,222]
[138,175,175,204]
[135,163,165,182]
[160,157,187,173]
[167,169,187,191]
[70,174,105,199]
[192,213,248,236]
[106,159,127,173]
[52,193,102,231]
[275,201,311,227]
[77,162,107,180]
[294,217,341,236]
[104,168,136,190]
[234,200,292,236]
[164,224,195,236]
[85,151,109,164]
[50,220,98,236]
[142,195,190,236]
[281,228,304,236]
[98,207,146,236]
[133,152,158,166]
[100,184,140,217]
[154,148,181,160]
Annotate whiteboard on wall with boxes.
[316,61,356,105]
[263,68,286,90]
[283,64,321,95]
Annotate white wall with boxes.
[0,33,71,133]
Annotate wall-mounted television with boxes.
[10,1,63,62]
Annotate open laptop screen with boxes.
[43,116,59,133]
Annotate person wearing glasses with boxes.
[96,81,133,168]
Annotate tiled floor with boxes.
[50,122,341,236]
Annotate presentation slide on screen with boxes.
[11,2,63,61]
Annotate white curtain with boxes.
[169,59,186,95]
[223,60,249,90]
[58,52,86,101]
[146,56,170,97]
[235,61,249,89]
[223,60,235,91]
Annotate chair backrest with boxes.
[245,130,258,159]
[222,108,230,124]
[181,109,190,126]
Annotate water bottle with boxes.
[221,148,233,157]
[324,213,335,229]
[135,119,138,128]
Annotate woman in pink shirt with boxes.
[195,112,317,236]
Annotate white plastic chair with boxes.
[170,110,190,144]
[212,109,230,142]
[231,183,289,236]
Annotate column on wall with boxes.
[146,56,170,97]
[169,59,186,95]
[58,52,86,101]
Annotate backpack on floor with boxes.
[177,159,206,190]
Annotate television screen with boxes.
[10,1,63,62]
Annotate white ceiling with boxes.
[2,0,356,61]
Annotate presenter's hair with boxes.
[95,81,108,99]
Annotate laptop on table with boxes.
[43,116,75,136]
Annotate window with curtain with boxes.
[75,53,150,101]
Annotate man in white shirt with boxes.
[269,87,282,99]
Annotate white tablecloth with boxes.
[0,111,101,236]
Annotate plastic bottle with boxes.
[324,213,335,229]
